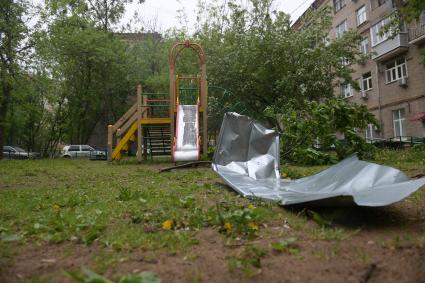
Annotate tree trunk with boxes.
[0,84,11,160]
[0,122,5,160]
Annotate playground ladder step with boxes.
[149,146,171,150]
[150,151,171,156]
[148,143,171,148]
[145,135,171,139]
[145,128,170,132]
[146,143,170,146]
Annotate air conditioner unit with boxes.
[399,77,408,87]
[361,91,368,99]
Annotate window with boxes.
[334,0,346,12]
[371,18,390,46]
[14,147,25,152]
[357,6,367,26]
[68,145,80,151]
[81,145,94,151]
[385,58,407,83]
[341,57,350,66]
[372,0,389,10]
[341,83,353,98]
[3,146,13,152]
[365,124,374,140]
[336,20,348,39]
[360,37,369,55]
[393,109,406,137]
[361,72,373,91]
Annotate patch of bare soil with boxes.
[1,242,104,282]
[2,200,425,283]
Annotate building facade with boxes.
[296,0,425,141]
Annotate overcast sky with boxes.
[122,0,315,32]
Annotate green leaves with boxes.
[276,97,377,165]
[196,0,366,146]
[37,13,136,144]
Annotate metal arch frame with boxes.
[169,40,208,157]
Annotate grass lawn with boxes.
[0,150,425,283]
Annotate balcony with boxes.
[408,25,425,45]
[372,33,409,61]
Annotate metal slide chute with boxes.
[172,105,200,162]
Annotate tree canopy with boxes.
[0,0,378,163]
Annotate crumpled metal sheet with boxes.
[212,112,425,206]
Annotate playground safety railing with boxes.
[143,92,169,118]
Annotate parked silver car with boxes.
[2,146,40,159]
[61,145,106,160]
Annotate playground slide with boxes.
[172,105,200,162]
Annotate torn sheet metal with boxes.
[212,113,425,206]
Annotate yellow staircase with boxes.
[108,85,172,162]
[110,118,172,160]
[111,122,138,160]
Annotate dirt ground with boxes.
[2,190,425,283]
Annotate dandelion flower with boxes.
[162,219,173,230]
[224,222,233,232]
[248,204,256,210]
[248,222,259,231]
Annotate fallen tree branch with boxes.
[159,161,212,172]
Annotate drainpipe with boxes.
[375,64,384,138]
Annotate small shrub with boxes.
[268,97,377,165]
[292,148,334,166]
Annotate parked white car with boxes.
[2,146,40,159]
[61,145,106,160]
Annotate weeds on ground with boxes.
[311,245,340,260]
[1,152,425,280]
[66,267,161,283]
[0,160,209,250]
[281,165,327,179]
[271,237,300,255]
[381,233,425,250]
[227,245,267,277]
[0,159,284,254]
[353,247,371,264]
[217,204,265,239]
[373,148,425,164]
[311,227,352,241]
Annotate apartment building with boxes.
[295,0,425,140]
